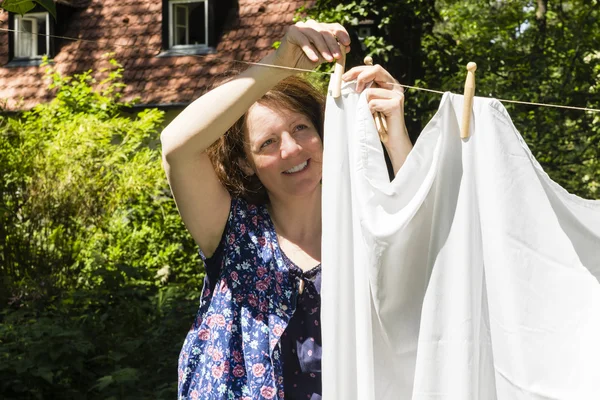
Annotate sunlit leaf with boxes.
[1,0,36,15]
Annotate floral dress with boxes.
[178,198,322,399]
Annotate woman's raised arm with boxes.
[160,21,350,257]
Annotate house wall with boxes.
[0,0,314,112]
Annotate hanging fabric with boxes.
[321,81,600,400]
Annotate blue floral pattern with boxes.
[178,198,306,399]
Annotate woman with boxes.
[161,20,413,400]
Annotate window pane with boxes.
[175,26,187,46]
[176,6,187,27]
[37,18,47,55]
[188,2,206,45]
[21,19,33,33]
[170,1,206,47]
[16,19,33,57]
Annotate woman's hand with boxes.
[274,20,351,71]
[342,64,413,174]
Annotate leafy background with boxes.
[303,0,600,198]
[1,0,599,398]
[1,59,202,398]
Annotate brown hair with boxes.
[206,75,326,205]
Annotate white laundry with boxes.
[321,82,600,400]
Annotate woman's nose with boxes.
[280,133,301,159]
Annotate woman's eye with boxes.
[260,139,274,149]
[294,124,308,132]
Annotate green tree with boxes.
[0,58,202,399]
[299,0,438,140]
[427,0,600,198]
[303,0,600,199]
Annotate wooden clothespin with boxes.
[331,44,346,98]
[364,56,389,143]
[461,62,477,139]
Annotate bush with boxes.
[0,57,203,399]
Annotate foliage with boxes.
[1,1,599,397]
[1,0,56,19]
[299,0,438,142]
[303,0,600,199]
[0,57,202,398]
[0,285,197,399]
[294,1,391,89]
[426,0,600,199]
[298,0,436,63]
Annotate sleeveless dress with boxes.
[178,197,322,399]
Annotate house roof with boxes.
[55,0,90,8]
[0,0,315,111]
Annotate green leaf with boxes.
[37,368,54,384]
[1,0,36,15]
[34,0,56,19]
[1,0,56,18]
[92,375,114,391]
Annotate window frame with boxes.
[168,0,209,50]
[13,12,51,60]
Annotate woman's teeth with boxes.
[284,160,308,174]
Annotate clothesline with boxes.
[2,27,599,113]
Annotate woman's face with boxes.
[244,103,323,201]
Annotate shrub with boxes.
[0,57,203,399]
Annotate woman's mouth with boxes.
[283,160,309,174]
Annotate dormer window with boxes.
[160,0,228,57]
[14,12,50,59]
[168,0,208,49]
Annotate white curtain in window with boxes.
[16,18,34,58]
[321,84,600,399]
[173,4,188,46]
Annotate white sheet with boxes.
[321,82,600,400]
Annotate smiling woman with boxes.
[206,75,325,205]
[243,103,323,202]
[160,19,411,399]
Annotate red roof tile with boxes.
[56,0,91,7]
[0,0,315,111]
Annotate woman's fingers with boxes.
[286,24,321,63]
[307,20,345,59]
[292,20,350,62]
[341,66,369,82]
[343,64,405,116]
[367,98,404,116]
[342,65,400,93]
[276,21,351,70]
[328,22,351,47]
[280,22,321,63]
[298,23,336,62]
[365,87,401,100]
[365,88,405,117]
